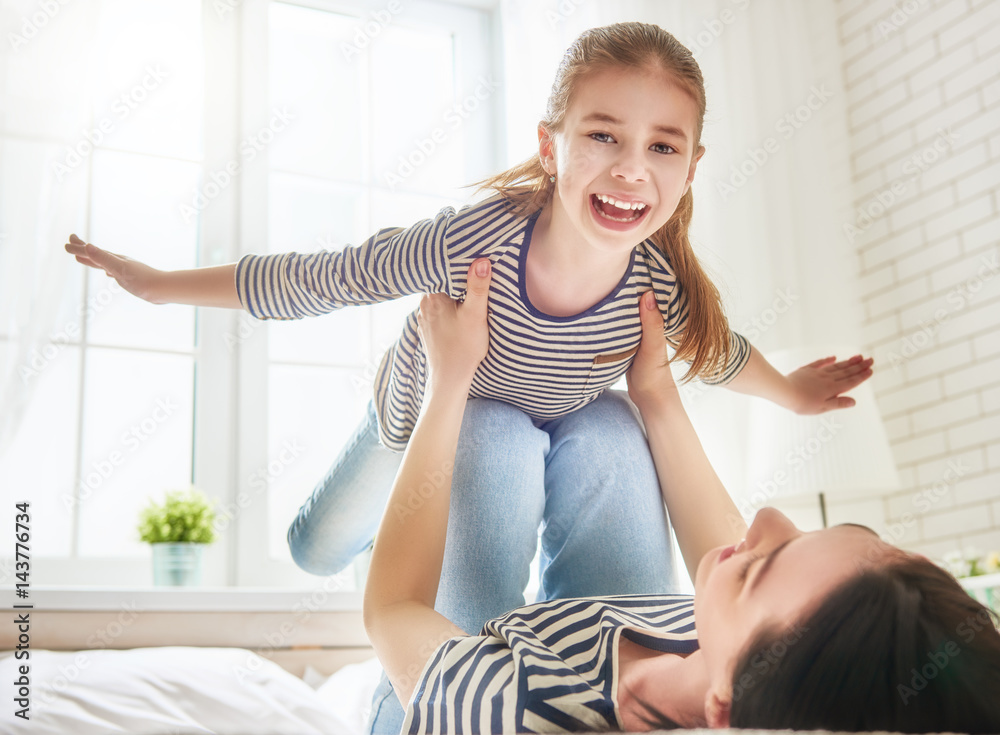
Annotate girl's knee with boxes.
[460,398,537,441]
[464,397,532,422]
[288,545,338,577]
[557,392,647,454]
[592,390,642,425]
[287,519,356,576]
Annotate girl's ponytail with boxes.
[652,188,733,382]
[479,157,551,217]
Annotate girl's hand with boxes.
[417,258,492,388]
[64,234,165,303]
[785,354,874,414]
[626,290,678,411]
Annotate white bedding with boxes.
[0,648,974,735]
[0,647,382,735]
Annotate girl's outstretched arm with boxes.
[628,290,747,582]
[724,346,874,415]
[363,258,492,708]
[64,234,241,309]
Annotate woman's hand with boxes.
[625,289,747,581]
[784,354,874,414]
[417,258,492,388]
[626,290,678,412]
[64,234,166,304]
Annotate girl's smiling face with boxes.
[539,63,705,254]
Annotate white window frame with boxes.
[20,0,501,591]
[230,0,502,587]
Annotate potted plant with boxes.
[138,487,217,586]
[943,548,1000,615]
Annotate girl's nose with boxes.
[610,146,648,182]
[744,507,799,552]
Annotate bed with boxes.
[0,592,981,735]
[0,591,382,734]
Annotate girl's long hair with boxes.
[479,22,731,381]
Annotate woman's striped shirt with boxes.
[235,195,750,450]
[402,594,698,734]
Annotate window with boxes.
[0,0,205,585]
[0,0,500,588]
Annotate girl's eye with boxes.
[590,132,614,143]
[651,143,676,155]
[737,552,764,583]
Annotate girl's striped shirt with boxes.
[402,594,699,734]
[235,195,750,450]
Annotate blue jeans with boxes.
[287,391,679,734]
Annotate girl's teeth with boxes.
[596,193,646,210]
[593,193,646,222]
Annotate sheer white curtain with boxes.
[0,171,83,454]
[498,0,862,491]
[0,1,94,457]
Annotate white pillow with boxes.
[0,647,355,735]
[314,656,384,734]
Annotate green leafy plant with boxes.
[943,548,1000,579]
[138,487,217,544]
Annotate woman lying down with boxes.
[362,259,1000,733]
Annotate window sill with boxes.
[24,586,364,612]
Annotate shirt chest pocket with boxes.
[584,345,640,393]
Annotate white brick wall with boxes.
[834,0,1000,562]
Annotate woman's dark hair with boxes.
[730,555,1000,733]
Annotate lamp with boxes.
[744,347,899,527]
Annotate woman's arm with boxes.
[363,258,493,707]
[65,234,241,308]
[627,290,747,582]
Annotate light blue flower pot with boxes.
[151,543,205,586]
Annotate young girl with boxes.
[68,20,870,549]
[67,22,870,631]
[364,257,1000,734]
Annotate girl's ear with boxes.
[704,685,731,728]
[537,123,556,175]
[683,144,707,196]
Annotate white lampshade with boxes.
[745,347,899,505]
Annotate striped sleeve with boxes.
[234,208,457,320]
[702,329,751,385]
